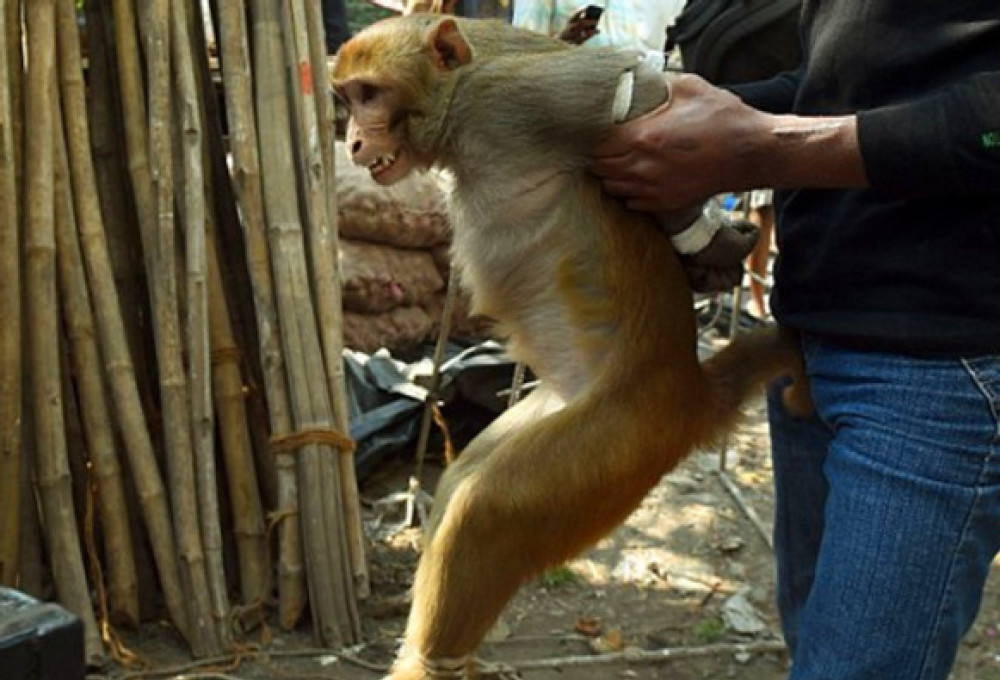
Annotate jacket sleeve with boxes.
[726,67,803,114]
[858,71,1000,195]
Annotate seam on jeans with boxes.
[962,356,1000,444]
[917,358,1000,680]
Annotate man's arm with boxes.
[593,68,1000,212]
[859,72,1000,195]
[591,73,867,212]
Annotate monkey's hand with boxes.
[559,8,600,44]
[657,203,759,293]
[681,220,759,293]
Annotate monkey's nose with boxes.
[350,139,363,156]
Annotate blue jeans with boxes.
[767,335,1000,680]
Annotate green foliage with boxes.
[345,0,395,35]
[540,565,578,589]
[693,616,726,643]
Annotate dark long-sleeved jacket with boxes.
[734,1,1000,356]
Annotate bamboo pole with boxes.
[18,318,43,599]
[216,0,302,624]
[52,48,141,625]
[186,0,277,516]
[145,0,219,657]
[178,2,271,609]
[169,0,230,649]
[251,0,357,645]
[282,0,360,638]
[206,222,271,611]
[59,319,91,532]
[86,0,160,437]
[0,0,22,588]
[55,0,141,628]
[24,0,104,663]
[240,0,312,631]
[4,0,20,202]
[303,0,370,601]
[17,436,45,598]
[110,0,157,274]
[62,0,191,642]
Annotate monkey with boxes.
[332,15,810,679]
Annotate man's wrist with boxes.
[759,113,868,189]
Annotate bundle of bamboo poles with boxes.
[0,0,366,664]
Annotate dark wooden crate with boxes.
[0,587,84,680]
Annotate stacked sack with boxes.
[336,142,491,353]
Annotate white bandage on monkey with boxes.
[333,15,808,680]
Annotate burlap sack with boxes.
[340,239,445,313]
[342,306,434,354]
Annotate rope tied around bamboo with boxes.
[268,428,357,457]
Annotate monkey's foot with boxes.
[384,655,522,680]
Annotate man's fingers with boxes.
[597,177,647,198]
[592,133,637,160]
[625,197,672,213]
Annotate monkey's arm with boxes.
[462,47,669,156]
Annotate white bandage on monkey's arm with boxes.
[611,56,671,123]
[667,210,723,255]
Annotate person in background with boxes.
[323,0,352,54]
[591,2,1000,678]
[512,0,685,70]
[745,188,774,319]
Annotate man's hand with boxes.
[558,8,600,44]
[592,74,769,212]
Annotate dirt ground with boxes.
[102,380,1000,680]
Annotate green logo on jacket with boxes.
[983,131,1000,149]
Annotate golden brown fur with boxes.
[333,16,809,679]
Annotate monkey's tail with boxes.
[700,324,813,440]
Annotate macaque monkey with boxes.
[333,15,809,679]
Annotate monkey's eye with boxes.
[360,83,379,104]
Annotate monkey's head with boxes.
[332,16,473,185]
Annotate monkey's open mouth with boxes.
[368,151,398,178]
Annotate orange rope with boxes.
[268,427,356,456]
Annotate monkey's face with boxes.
[332,16,473,185]
[336,78,415,185]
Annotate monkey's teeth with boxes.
[369,152,398,174]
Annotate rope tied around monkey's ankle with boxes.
[416,652,470,678]
[409,652,522,679]
[268,427,356,456]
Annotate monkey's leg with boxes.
[422,385,565,541]
[390,392,677,679]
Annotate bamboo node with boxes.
[210,346,242,366]
[268,428,355,456]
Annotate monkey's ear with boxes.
[428,18,472,70]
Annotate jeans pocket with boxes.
[961,355,1000,441]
